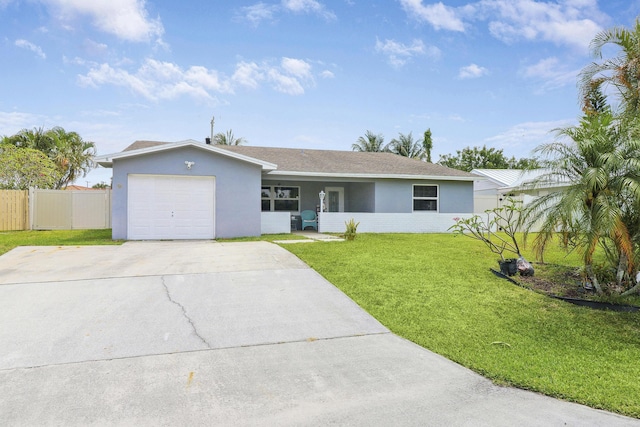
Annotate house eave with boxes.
[265,170,479,181]
[94,140,277,171]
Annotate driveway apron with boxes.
[0,241,637,426]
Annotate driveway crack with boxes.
[161,276,211,349]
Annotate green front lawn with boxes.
[0,229,120,256]
[283,233,640,418]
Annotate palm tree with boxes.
[45,127,96,189]
[3,126,96,189]
[579,18,640,117]
[352,131,385,152]
[386,132,425,159]
[213,129,247,145]
[521,110,640,295]
[423,128,433,162]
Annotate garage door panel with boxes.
[128,175,215,240]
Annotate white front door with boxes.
[128,174,215,240]
[324,187,344,212]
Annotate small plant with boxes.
[449,198,533,276]
[344,218,360,241]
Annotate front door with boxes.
[325,187,344,212]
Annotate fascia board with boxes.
[94,141,277,171]
[266,170,480,181]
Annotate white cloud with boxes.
[398,0,465,31]
[474,0,604,52]
[232,61,265,89]
[43,0,164,43]
[239,0,335,24]
[281,0,336,20]
[458,63,488,79]
[0,111,47,135]
[520,56,580,92]
[240,3,278,25]
[14,39,46,59]
[484,119,572,151]
[375,38,439,68]
[399,0,605,52]
[320,70,334,78]
[77,57,320,100]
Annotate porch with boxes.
[261,211,475,235]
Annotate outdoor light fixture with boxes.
[185,161,195,169]
[319,190,325,212]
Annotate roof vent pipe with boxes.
[205,137,211,144]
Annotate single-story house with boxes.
[95,139,479,240]
[471,168,569,213]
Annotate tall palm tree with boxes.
[46,127,96,188]
[522,110,640,294]
[386,132,425,159]
[213,129,247,145]
[579,17,640,117]
[352,130,385,152]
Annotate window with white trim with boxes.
[413,184,438,211]
[261,186,300,212]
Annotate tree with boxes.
[3,126,96,189]
[386,132,425,159]
[213,129,246,145]
[92,182,110,189]
[521,110,640,295]
[0,144,62,189]
[579,17,640,117]
[352,130,385,152]
[423,128,433,162]
[438,145,538,172]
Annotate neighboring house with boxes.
[471,169,553,212]
[95,139,478,240]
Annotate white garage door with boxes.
[128,175,215,240]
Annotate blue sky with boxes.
[1,0,639,186]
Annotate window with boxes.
[262,186,300,212]
[413,185,438,212]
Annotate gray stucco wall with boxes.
[111,146,262,239]
[374,180,473,213]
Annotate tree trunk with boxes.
[617,253,628,287]
[585,264,603,295]
[622,281,640,297]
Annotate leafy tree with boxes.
[386,132,425,159]
[0,144,62,189]
[423,128,433,162]
[438,145,538,172]
[521,110,640,295]
[3,126,96,189]
[213,129,246,145]
[352,130,385,152]
[507,156,540,170]
[580,17,640,117]
[92,182,110,189]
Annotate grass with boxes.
[0,229,121,256]
[283,233,640,418]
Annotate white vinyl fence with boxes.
[30,188,111,230]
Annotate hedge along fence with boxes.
[0,190,29,231]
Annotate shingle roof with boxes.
[118,141,476,180]
[219,145,475,178]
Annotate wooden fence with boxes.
[0,189,111,231]
[0,190,29,231]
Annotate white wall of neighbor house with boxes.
[317,212,475,233]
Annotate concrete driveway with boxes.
[0,241,637,426]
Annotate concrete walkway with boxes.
[0,241,637,426]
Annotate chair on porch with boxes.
[301,210,317,231]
